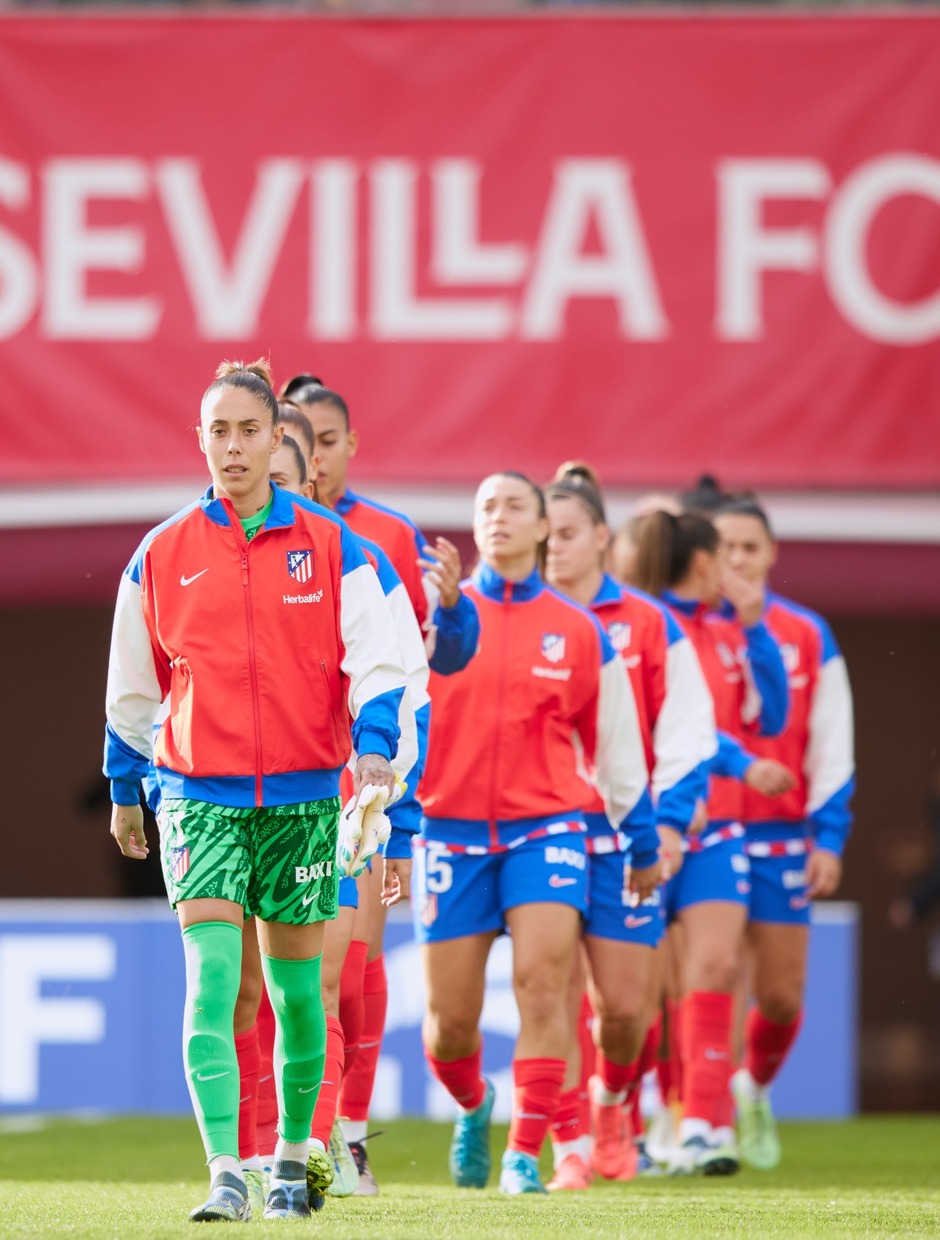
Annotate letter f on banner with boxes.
[0,935,116,1104]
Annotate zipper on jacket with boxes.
[226,502,265,807]
[487,579,514,849]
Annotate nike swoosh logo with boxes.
[298,1085,318,1094]
[196,1070,230,1081]
[180,569,209,587]
[625,915,653,928]
[548,875,578,888]
[301,892,316,906]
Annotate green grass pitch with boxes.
[0,1115,938,1238]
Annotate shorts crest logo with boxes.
[287,549,314,584]
[168,845,190,882]
[541,632,566,664]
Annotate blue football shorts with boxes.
[745,838,811,926]
[583,850,665,947]
[663,829,750,924]
[412,831,588,944]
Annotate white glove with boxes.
[337,782,403,878]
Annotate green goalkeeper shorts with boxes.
[157,797,340,924]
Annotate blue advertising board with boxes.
[0,899,857,1120]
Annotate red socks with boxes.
[595,1050,639,1098]
[550,1085,587,1144]
[235,1026,260,1161]
[425,1046,487,1111]
[508,1057,566,1158]
[311,1015,345,1147]
[338,939,369,1080]
[745,1008,803,1087]
[340,954,387,1122]
[681,990,733,1126]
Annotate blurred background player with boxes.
[714,495,855,1170]
[634,507,791,1175]
[415,471,655,1195]
[104,361,406,1222]
[278,376,438,1192]
[543,463,716,1190]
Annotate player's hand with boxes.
[111,803,149,860]
[629,861,661,904]
[688,797,708,835]
[382,856,412,907]
[657,825,684,882]
[719,565,766,629]
[418,537,463,609]
[744,759,797,798]
[354,753,395,798]
[806,848,841,899]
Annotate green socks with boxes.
[261,953,326,1143]
[180,920,243,1162]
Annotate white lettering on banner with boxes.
[310,160,358,341]
[431,159,527,286]
[0,934,116,1104]
[371,160,514,340]
[0,152,937,344]
[715,159,832,341]
[155,158,304,338]
[824,154,940,345]
[42,158,161,340]
[0,157,38,337]
[520,160,669,340]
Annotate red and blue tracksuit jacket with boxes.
[418,564,656,867]
[739,592,854,856]
[587,575,716,844]
[335,488,429,632]
[660,593,789,829]
[105,483,407,809]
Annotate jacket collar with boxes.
[334,488,358,516]
[200,482,297,531]
[473,561,543,603]
[662,589,709,621]
[592,573,624,607]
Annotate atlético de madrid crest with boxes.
[541,632,566,664]
[607,621,631,652]
[287,550,314,584]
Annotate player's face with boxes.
[473,475,548,568]
[270,442,312,499]
[715,513,776,586]
[198,387,283,515]
[302,401,358,507]
[546,497,608,587]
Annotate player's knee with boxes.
[692,950,739,994]
[757,988,802,1026]
[423,1008,478,1058]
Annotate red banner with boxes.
[1,14,939,490]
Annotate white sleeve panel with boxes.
[594,654,651,828]
[805,655,855,814]
[651,637,718,802]
[388,581,431,711]
[340,561,408,724]
[422,573,442,642]
[105,572,164,760]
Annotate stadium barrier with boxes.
[0,899,857,1120]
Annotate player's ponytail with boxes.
[635,509,718,597]
[203,357,279,424]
